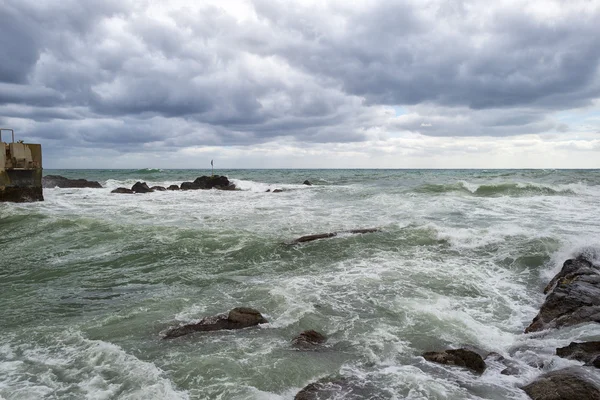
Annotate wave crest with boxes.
[413,182,575,197]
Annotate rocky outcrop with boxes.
[163,307,268,339]
[525,257,600,333]
[303,180,312,186]
[167,185,180,190]
[291,228,379,244]
[151,186,166,191]
[557,342,600,367]
[42,175,102,188]
[292,330,327,349]
[131,181,153,193]
[422,348,486,374]
[111,187,134,194]
[179,175,236,191]
[180,182,196,190]
[522,368,600,400]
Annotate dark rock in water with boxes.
[522,368,600,400]
[292,330,327,348]
[111,187,134,194]
[272,189,283,193]
[193,175,235,190]
[131,181,153,193]
[557,342,600,367]
[217,184,237,191]
[163,307,268,339]
[265,189,271,192]
[525,258,600,333]
[150,186,167,191]
[291,228,379,244]
[43,175,102,188]
[167,185,180,191]
[294,377,386,400]
[180,181,197,190]
[422,348,486,374]
[303,180,312,186]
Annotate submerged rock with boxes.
[294,377,385,400]
[111,187,134,194]
[557,342,600,367]
[522,368,600,400]
[151,186,167,191]
[292,330,327,349]
[291,228,379,244]
[131,181,153,193]
[163,307,268,339]
[167,184,180,190]
[303,180,312,186]
[422,348,486,374]
[42,175,102,188]
[526,257,600,333]
[272,189,283,193]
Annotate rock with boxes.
[272,189,283,193]
[525,258,600,333]
[111,187,134,194]
[180,181,197,190]
[167,185,180,190]
[131,181,153,193]
[192,175,235,190]
[303,180,312,186]
[291,228,379,244]
[42,175,102,188]
[163,307,268,339]
[422,348,486,374]
[150,186,167,191]
[522,368,600,400]
[294,377,383,400]
[292,330,327,348]
[265,189,271,192]
[217,184,237,191]
[557,342,600,367]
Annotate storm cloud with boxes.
[0,0,599,167]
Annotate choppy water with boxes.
[2,169,600,399]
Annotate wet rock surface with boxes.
[291,228,379,244]
[111,187,134,194]
[292,330,327,349]
[557,341,600,367]
[131,181,153,193]
[303,180,312,186]
[42,175,102,188]
[526,257,600,333]
[163,307,267,339]
[294,377,386,400]
[167,185,180,190]
[522,368,600,400]
[422,348,486,374]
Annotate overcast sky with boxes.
[1,0,599,168]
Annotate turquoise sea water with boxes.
[2,169,600,399]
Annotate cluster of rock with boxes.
[42,175,102,188]
[111,175,236,194]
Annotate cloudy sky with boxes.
[1,0,599,168]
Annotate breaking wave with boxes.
[413,182,576,197]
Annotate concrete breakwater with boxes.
[0,130,43,202]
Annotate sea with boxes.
[1,169,600,400]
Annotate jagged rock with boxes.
[150,186,167,191]
[526,257,600,333]
[111,187,134,194]
[294,377,383,400]
[42,175,102,188]
[303,180,312,186]
[292,330,327,349]
[167,185,180,190]
[422,348,486,374]
[163,307,268,339]
[522,368,600,400]
[291,228,379,244]
[557,342,600,367]
[131,181,153,193]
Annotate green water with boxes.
[1,169,600,399]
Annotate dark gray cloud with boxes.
[0,0,599,159]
